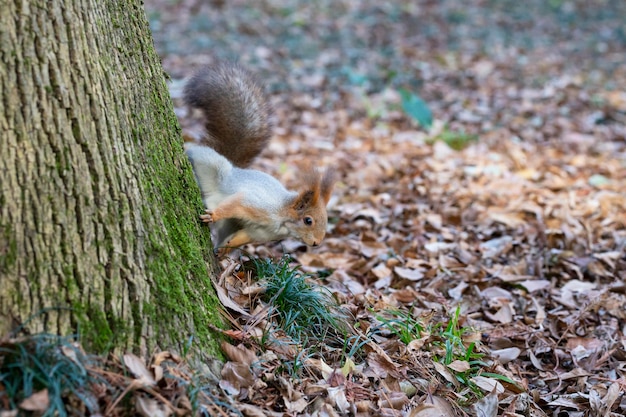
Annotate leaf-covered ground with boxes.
[3,1,624,416]
[154,0,626,416]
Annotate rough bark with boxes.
[0,0,222,356]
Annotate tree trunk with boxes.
[0,0,222,356]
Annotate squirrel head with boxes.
[286,166,336,246]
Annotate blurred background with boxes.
[145,0,626,138]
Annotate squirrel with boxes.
[183,63,335,252]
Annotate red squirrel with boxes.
[183,63,335,252]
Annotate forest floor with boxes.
[4,1,625,416]
[145,0,626,416]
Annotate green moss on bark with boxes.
[133,27,224,356]
[70,1,225,357]
[74,304,117,353]
[139,105,225,356]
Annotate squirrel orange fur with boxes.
[183,63,335,251]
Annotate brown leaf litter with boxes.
[2,0,625,416]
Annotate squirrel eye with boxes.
[303,216,313,226]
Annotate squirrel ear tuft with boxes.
[293,189,316,212]
[292,164,335,210]
[320,168,336,205]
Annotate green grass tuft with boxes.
[376,305,517,400]
[250,255,347,344]
[431,128,478,150]
[0,334,100,416]
[374,309,425,344]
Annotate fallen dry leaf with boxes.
[406,395,457,417]
[472,389,498,417]
[491,347,521,364]
[123,354,156,387]
[327,386,350,413]
[447,360,471,373]
[471,376,505,394]
[221,341,257,367]
[220,361,256,395]
[135,395,172,417]
[18,389,49,412]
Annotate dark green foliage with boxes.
[399,88,433,128]
[373,309,425,344]
[0,334,99,416]
[250,256,347,344]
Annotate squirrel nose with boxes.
[312,241,319,247]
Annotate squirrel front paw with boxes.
[199,209,215,223]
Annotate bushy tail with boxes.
[184,63,273,168]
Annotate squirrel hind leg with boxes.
[213,219,244,247]
[213,228,253,257]
[223,229,254,248]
